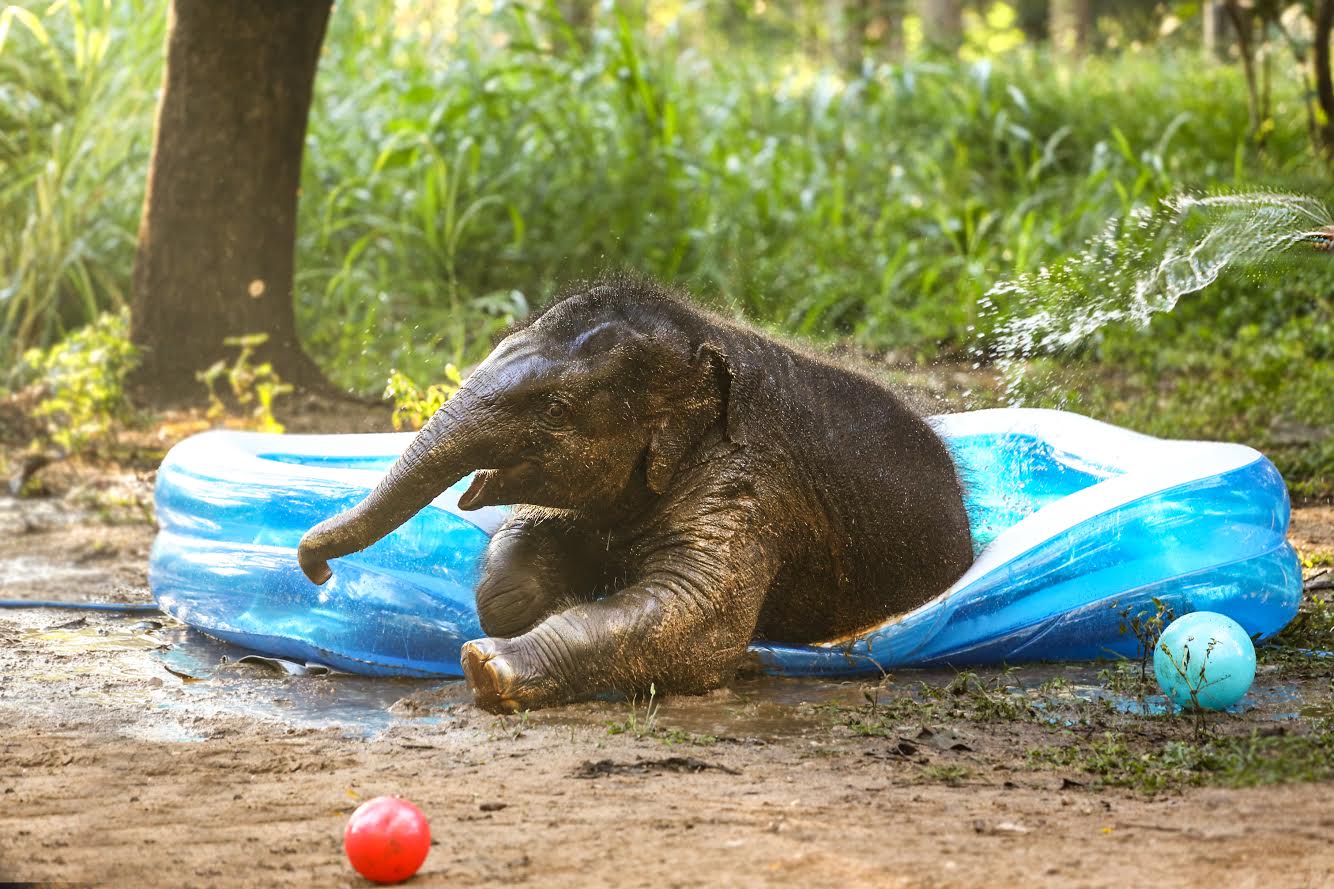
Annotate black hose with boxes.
[0,599,162,613]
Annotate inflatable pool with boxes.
[149,408,1302,678]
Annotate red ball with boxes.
[343,796,431,884]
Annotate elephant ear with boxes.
[645,341,746,494]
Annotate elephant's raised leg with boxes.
[462,524,776,713]
[475,511,606,639]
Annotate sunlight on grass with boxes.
[0,0,1328,494]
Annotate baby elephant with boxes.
[298,278,973,712]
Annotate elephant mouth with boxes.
[459,461,538,510]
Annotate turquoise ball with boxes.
[1153,611,1256,711]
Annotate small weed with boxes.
[606,683,660,739]
[656,728,719,747]
[823,685,941,737]
[69,484,154,526]
[603,687,716,745]
[196,334,293,433]
[1275,583,1334,652]
[1098,661,1151,698]
[1257,576,1333,678]
[498,709,530,741]
[923,764,971,785]
[1037,677,1071,695]
[937,670,1034,721]
[1117,597,1177,687]
[800,744,843,759]
[1299,550,1333,569]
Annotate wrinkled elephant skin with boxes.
[298,276,973,711]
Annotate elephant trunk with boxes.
[297,387,488,585]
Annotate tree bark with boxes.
[1202,1,1230,60]
[918,0,962,55]
[130,0,334,404]
[1222,1,1261,139]
[1316,0,1334,158]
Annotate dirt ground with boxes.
[0,407,1331,888]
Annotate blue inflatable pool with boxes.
[149,409,1302,678]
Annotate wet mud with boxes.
[0,480,1331,888]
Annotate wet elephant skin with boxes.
[298,276,974,712]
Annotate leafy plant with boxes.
[0,0,1329,497]
[383,366,461,432]
[196,333,292,434]
[19,308,137,453]
[0,1,162,369]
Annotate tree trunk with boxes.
[130,0,334,404]
[1222,1,1261,138]
[1315,0,1334,158]
[1202,2,1230,60]
[1048,0,1091,57]
[1015,0,1048,43]
[918,0,962,55]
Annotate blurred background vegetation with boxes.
[0,0,1329,497]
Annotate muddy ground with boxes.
[0,405,1331,888]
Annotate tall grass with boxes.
[0,0,1329,493]
[0,1,161,367]
[301,1,1322,384]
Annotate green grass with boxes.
[1029,729,1334,793]
[0,0,1330,495]
[0,1,161,364]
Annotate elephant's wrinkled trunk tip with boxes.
[297,538,333,586]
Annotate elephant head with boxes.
[297,287,737,585]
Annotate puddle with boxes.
[22,621,172,654]
[149,625,453,736]
[542,675,873,742]
[0,608,452,739]
[0,609,1322,744]
[0,556,108,586]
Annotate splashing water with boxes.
[974,191,1333,405]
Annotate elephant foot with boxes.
[462,637,540,714]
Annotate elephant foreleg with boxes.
[475,511,607,639]
[462,530,776,713]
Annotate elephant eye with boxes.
[542,400,571,425]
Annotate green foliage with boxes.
[0,1,162,370]
[383,365,461,432]
[0,0,1328,494]
[298,2,1329,493]
[196,334,293,434]
[18,308,136,452]
[306,3,1303,389]
[1273,587,1334,653]
[922,764,971,784]
[1030,729,1334,793]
